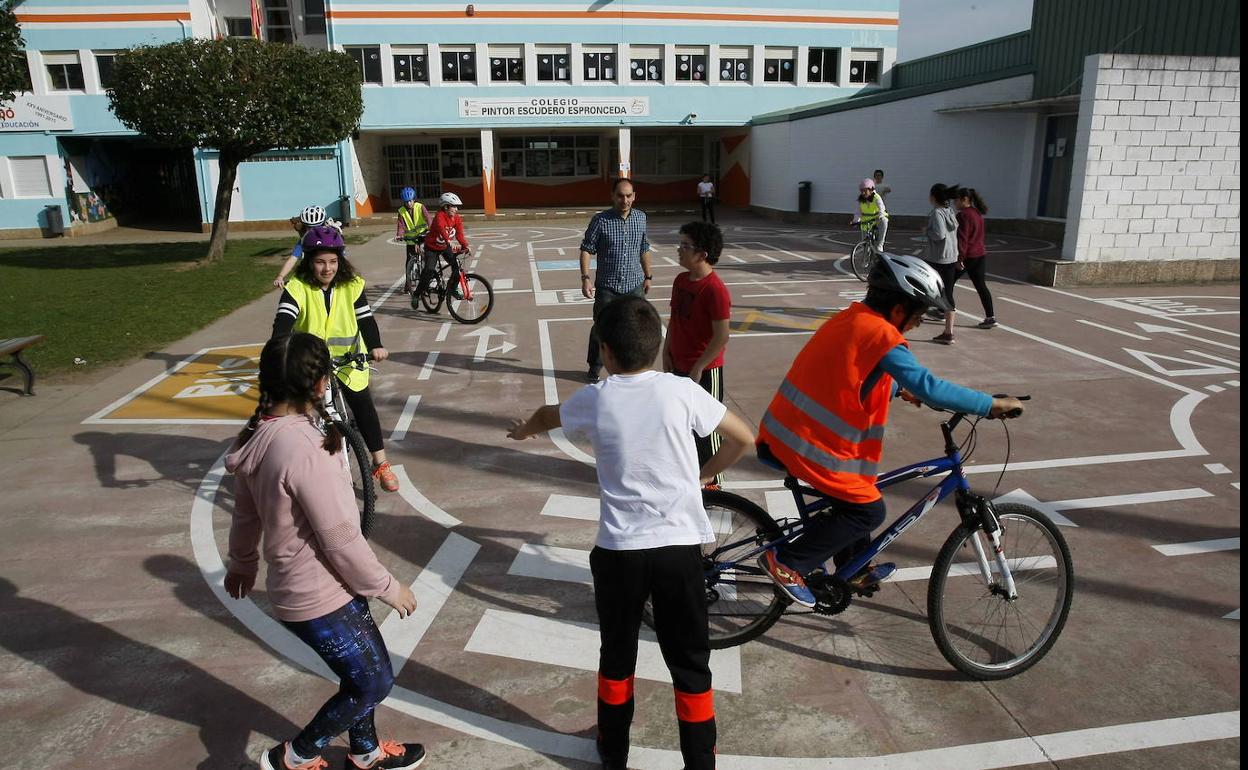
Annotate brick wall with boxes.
[1064,54,1240,262]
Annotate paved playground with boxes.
[0,213,1239,769]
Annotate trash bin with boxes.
[44,205,65,236]
[338,196,353,228]
[797,181,812,214]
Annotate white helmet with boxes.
[439,192,463,207]
[299,205,326,227]
[867,252,952,312]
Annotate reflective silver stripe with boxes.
[327,336,359,347]
[761,413,879,477]
[778,379,885,444]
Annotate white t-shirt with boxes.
[560,370,727,550]
[697,181,715,198]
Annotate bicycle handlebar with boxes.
[332,352,371,371]
[925,394,1030,421]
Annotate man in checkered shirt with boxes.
[579,178,656,381]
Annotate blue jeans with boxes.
[281,596,394,757]
[587,284,646,370]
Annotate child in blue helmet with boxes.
[395,187,431,294]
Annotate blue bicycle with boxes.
[672,398,1073,680]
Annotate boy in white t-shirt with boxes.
[508,295,753,770]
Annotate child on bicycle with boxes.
[271,227,400,493]
[849,178,889,253]
[273,205,330,289]
[394,187,431,294]
[415,192,469,306]
[226,332,424,770]
[507,295,754,770]
[756,253,1024,608]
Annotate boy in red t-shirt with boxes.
[663,221,732,488]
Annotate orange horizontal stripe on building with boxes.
[327,9,897,26]
[17,12,192,23]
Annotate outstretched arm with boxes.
[508,405,562,440]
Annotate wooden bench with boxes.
[0,335,45,396]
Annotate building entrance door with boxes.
[384,143,441,205]
[1037,114,1078,218]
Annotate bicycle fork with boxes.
[958,492,1019,600]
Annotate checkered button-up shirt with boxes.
[580,208,651,294]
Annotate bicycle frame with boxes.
[428,251,473,301]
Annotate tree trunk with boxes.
[203,153,240,264]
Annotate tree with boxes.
[108,38,363,263]
[0,0,30,103]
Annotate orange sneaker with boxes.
[372,461,400,493]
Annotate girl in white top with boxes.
[696,174,716,224]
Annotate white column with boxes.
[838,48,852,88]
[880,47,898,89]
[80,49,101,94]
[570,43,584,86]
[795,46,809,87]
[617,127,632,179]
[707,44,720,86]
[523,43,538,87]
[27,51,48,95]
[480,129,497,214]
[428,44,443,87]
[751,46,765,88]
[474,44,489,87]
[662,44,675,86]
[380,44,395,87]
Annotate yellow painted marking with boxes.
[103,344,262,421]
[732,309,831,334]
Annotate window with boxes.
[718,46,751,83]
[384,143,440,201]
[675,47,708,82]
[763,47,796,83]
[441,137,482,179]
[632,134,703,176]
[849,49,882,84]
[489,45,524,83]
[9,157,53,198]
[303,0,326,35]
[264,0,294,43]
[345,46,382,84]
[500,135,598,178]
[393,46,428,83]
[224,17,252,37]
[807,47,839,84]
[441,48,476,83]
[536,46,571,82]
[95,53,117,89]
[44,52,84,91]
[583,47,616,82]
[630,46,662,81]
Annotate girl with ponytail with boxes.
[226,333,426,770]
[952,187,997,329]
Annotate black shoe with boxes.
[259,743,323,770]
[587,367,601,383]
[596,737,627,770]
[345,741,426,769]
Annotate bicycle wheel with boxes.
[447,273,495,325]
[334,419,378,539]
[405,256,421,294]
[850,240,874,281]
[927,503,1073,680]
[642,490,788,649]
[418,272,444,313]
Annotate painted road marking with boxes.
[1204,463,1232,474]
[1183,349,1239,368]
[998,296,1055,313]
[764,490,799,520]
[540,493,599,520]
[537,319,596,466]
[435,322,451,343]
[391,395,422,441]
[1151,537,1240,557]
[509,543,591,584]
[1225,610,1240,620]
[1206,384,1226,393]
[992,490,1079,527]
[1076,319,1151,340]
[756,252,781,262]
[393,464,462,527]
[464,609,743,694]
[1135,322,1240,351]
[417,351,439,381]
[1124,349,1237,377]
[464,325,517,362]
[892,556,1058,583]
[493,278,515,290]
[1226,380,1239,387]
[727,255,746,264]
[997,487,1214,528]
[380,532,479,675]
[741,292,807,298]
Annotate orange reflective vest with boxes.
[757,302,905,503]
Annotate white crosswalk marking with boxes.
[540,493,599,520]
[892,556,1058,583]
[380,532,479,674]
[465,609,743,693]
[1151,537,1240,557]
[509,543,591,584]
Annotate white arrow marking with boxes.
[1135,323,1240,351]
[381,532,479,675]
[465,609,743,693]
[1224,609,1240,620]
[1151,537,1240,557]
[491,242,519,250]
[992,490,1079,527]
[994,487,1215,527]
[1123,349,1237,377]
[1075,319,1151,340]
[464,326,518,362]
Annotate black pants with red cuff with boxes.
[590,544,716,769]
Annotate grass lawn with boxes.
[0,239,295,377]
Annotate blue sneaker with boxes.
[758,549,816,608]
[848,562,897,592]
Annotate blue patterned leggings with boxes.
[281,596,394,757]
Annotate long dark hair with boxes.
[956,187,989,215]
[292,249,360,288]
[930,182,960,205]
[236,333,343,454]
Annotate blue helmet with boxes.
[400,187,417,203]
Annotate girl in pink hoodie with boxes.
[225,333,425,770]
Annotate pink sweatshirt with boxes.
[225,414,400,622]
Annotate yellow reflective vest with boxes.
[285,275,371,391]
[399,204,429,244]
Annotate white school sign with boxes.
[459,97,650,119]
[0,94,73,132]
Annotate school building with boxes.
[0,0,900,237]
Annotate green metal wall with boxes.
[1031,0,1241,98]
[892,32,1033,90]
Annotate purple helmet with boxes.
[301,224,345,255]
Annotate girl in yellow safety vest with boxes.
[271,228,400,493]
[849,177,889,253]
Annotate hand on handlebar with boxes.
[989,395,1028,419]
[370,347,389,362]
[898,389,923,408]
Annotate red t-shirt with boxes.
[668,271,731,373]
[424,210,469,251]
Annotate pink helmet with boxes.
[860,178,876,191]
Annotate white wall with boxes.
[1064,54,1240,262]
[750,75,1037,218]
